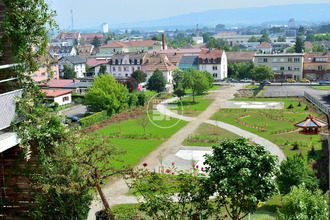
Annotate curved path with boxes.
[87,85,285,219]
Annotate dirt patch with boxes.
[234,89,254,98]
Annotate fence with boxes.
[304,92,330,117]
[253,81,265,97]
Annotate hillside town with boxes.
[2,0,330,219]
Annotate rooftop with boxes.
[144,53,177,72]
[65,81,93,88]
[42,89,73,97]
[257,41,272,48]
[199,49,224,59]
[100,40,162,48]
[226,52,256,61]
[48,79,80,88]
[86,58,109,66]
[60,56,86,64]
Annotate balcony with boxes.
[0,63,21,153]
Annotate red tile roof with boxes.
[100,40,160,48]
[304,52,329,63]
[257,41,272,48]
[48,79,80,88]
[42,89,73,97]
[144,53,177,72]
[81,33,103,39]
[198,49,224,59]
[148,49,201,54]
[86,58,109,66]
[304,41,313,51]
[56,32,80,40]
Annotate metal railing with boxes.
[0,63,22,130]
[304,91,330,117]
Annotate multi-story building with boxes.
[226,52,255,64]
[143,52,177,83]
[303,52,330,80]
[77,44,95,59]
[109,51,147,79]
[49,45,77,59]
[198,48,227,81]
[55,32,81,46]
[58,56,86,78]
[32,61,59,82]
[254,53,304,80]
[257,41,272,53]
[99,40,166,54]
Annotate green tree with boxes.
[182,69,209,102]
[84,74,128,114]
[295,37,304,53]
[136,112,149,138]
[91,36,101,48]
[276,184,328,220]
[202,71,214,89]
[98,65,106,75]
[173,85,186,101]
[62,64,76,79]
[228,62,254,79]
[124,76,138,92]
[248,64,274,81]
[259,33,271,43]
[277,35,286,42]
[202,33,211,43]
[147,69,166,93]
[131,69,147,84]
[276,154,319,195]
[313,43,327,52]
[203,138,278,220]
[206,37,220,49]
[172,68,184,89]
[232,44,240,52]
[248,35,258,42]
[306,33,315,42]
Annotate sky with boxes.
[49,0,330,30]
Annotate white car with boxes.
[239,78,252,83]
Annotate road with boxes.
[60,104,88,118]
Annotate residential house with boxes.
[58,56,86,78]
[86,58,110,76]
[143,53,177,83]
[254,53,304,81]
[31,53,59,83]
[272,42,293,52]
[81,33,103,44]
[238,42,260,51]
[110,51,147,79]
[77,44,94,59]
[64,81,92,95]
[55,32,81,46]
[49,45,77,59]
[226,52,256,63]
[198,48,228,81]
[177,56,199,71]
[42,89,73,106]
[192,37,203,45]
[257,41,272,53]
[304,41,313,52]
[303,52,330,80]
[99,40,166,54]
[315,41,330,50]
[48,79,80,88]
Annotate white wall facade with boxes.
[52,94,72,106]
[199,52,227,81]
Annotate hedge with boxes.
[80,110,109,128]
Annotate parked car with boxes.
[65,116,80,124]
[301,78,310,83]
[286,78,296,83]
[262,80,271,85]
[319,80,330,85]
[239,78,252,83]
[227,78,238,83]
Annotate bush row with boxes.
[80,110,109,128]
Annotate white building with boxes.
[102,23,108,33]
[198,49,227,81]
[42,89,73,106]
[58,56,86,78]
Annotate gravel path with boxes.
[87,84,286,219]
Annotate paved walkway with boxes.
[87,85,286,219]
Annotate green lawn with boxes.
[243,84,258,89]
[311,85,330,90]
[93,111,188,139]
[211,98,326,164]
[109,138,164,168]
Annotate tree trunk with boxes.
[96,182,115,220]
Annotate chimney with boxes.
[162,34,165,50]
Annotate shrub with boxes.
[137,92,147,106]
[128,93,138,108]
[80,110,110,128]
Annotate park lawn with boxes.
[211,98,326,164]
[243,84,258,89]
[185,85,221,95]
[311,85,330,90]
[93,111,188,139]
[108,138,164,169]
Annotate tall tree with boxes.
[203,138,278,220]
[131,69,147,84]
[91,36,101,48]
[276,154,319,195]
[202,33,211,43]
[259,33,271,43]
[147,69,166,93]
[62,64,76,79]
[248,64,274,81]
[277,35,286,42]
[182,69,209,102]
[172,68,184,89]
[84,74,128,114]
[295,37,304,53]
[248,36,258,42]
[232,44,240,52]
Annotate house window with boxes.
[213,59,216,63]
[318,66,323,70]
[124,67,127,71]
[53,64,57,67]
[263,58,268,63]
[213,73,218,78]
[280,67,284,70]
[294,58,300,62]
[41,65,45,68]
[54,71,57,75]
[132,67,135,71]
[41,72,46,76]
[207,59,210,63]
[308,66,311,70]
[33,74,37,78]
[288,66,292,71]
[273,58,277,63]
[148,47,153,50]
[294,67,300,71]
[113,49,116,52]
[280,58,285,62]
[137,67,140,70]
[258,58,262,63]
[213,66,217,70]
[125,73,128,77]
[62,96,69,102]
[272,67,277,71]
[113,67,116,71]
[288,58,292,62]
[118,67,121,71]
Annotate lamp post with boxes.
[294,113,329,217]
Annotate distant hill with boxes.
[120,4,330,28]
